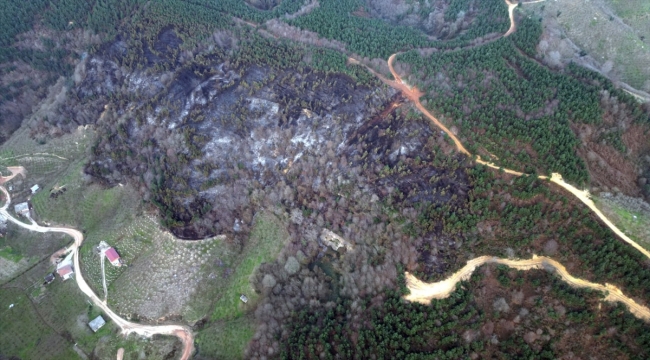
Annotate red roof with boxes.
[105,247,120,262]
[57,265,73,277]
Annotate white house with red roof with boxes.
[104,247,121,266]
[56,264,74,281]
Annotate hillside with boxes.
[0,0,649,359]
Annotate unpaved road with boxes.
[101,251,108,302]
[0,153,68,162]
[382,55,650,260]
[116,348,124,360]
[405,255,650,322]
[0,182,194,360]
[351,0,650,320]
[364,27,650,262]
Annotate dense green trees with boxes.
[281,285,480,359]
[0,0,48,47]
[398,29,600,184]
[288,0,510,59]
[281,263,650,359]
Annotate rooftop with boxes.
[88,315,106,332]
[57,264,73,277]
[14,202,28,215]
[105,247,120,262]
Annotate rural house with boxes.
[13,202,29,216]
[88,315,106,332]
[56,264,74,281]
[30,184,40,194]
[105,247,121,266]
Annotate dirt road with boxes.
[363,14,650,262]
[405,255,650,321]
[0,185,194,360]
[101,252,108,302]
[383,56,650,259]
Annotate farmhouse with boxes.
[56,264,74,281]
[104,247,121,266]
[88,315,106,332]
[14,202,29,216]
[30,184,40,194]
[240,294,249,303]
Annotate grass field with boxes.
[189,212,289,359]
[594,195,650,251]
[210,212,288,321]
[0,270,125,359]
[608,0,650,40]
[0,114,289,358]
[0,288,79,360]
[0,225,70,285]
[92,333,181,360]
[195,316,256,359]
[0,246,23,262]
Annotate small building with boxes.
[14,202,29,217]
[104,247,121,266]
[88,315,106,332]
[240,294,249,303]
[56,264,74,281]
[30,184,40,194]
[44,273,55,285]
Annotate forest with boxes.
[276,264,650,359]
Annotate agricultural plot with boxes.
[0,227,70,285]
[0,259,127,358]
[195,316,256,360]
[105,215,227,322]
[0,288,79,360]
[92,333,181,360]
[0,121,93,167]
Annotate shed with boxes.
[105,247,121,266]
[44,273,55,285]
[88,315,106,332]
[30,184,40,194]
[56,264,74,281]
[240,294,249,303]
[14,202,29,216]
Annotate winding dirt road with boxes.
[405,255,650,321]
[0,168,194,360]
[349,0,650,320]
[359,28,650,262]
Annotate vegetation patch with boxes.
[211,212,288,321]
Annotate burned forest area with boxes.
[4,0,650,358]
